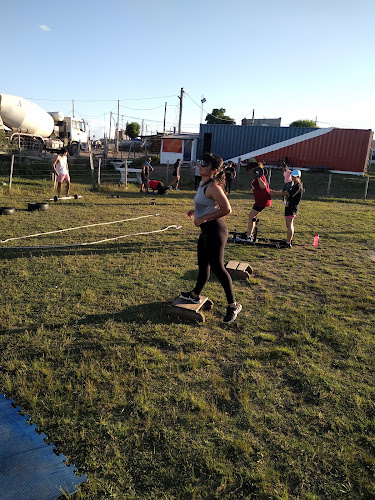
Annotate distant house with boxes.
[241,118,281,127]
[160,134,199,164]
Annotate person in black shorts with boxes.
[270,169,304,248]
[168,158,181,190]
[147,179,169,195]
[224,161,236,194]
[140,157,152,193]
[179,153,242,324]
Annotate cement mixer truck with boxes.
[0,93,88,155]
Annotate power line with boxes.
[25,95,177,102]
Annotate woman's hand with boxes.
[194,216,205,227]
[187,209,195,218]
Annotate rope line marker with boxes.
[0,225,181,250]
[0,214,160,244]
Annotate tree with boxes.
[126,122,141,139]
[205,108,235,125]
[289,119,317,128]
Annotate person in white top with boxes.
[52,147,70,198]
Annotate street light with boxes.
[200,96,206,124]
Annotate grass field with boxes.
[0,165,374,499]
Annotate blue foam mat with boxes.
[0,393,87,499]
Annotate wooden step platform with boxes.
[165,295,213,322]
[225,260,253,279]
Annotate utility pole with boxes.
[163,102,167,135]
[115,100,119,153]
[72,100,75,118]
[251,109,255,126]
[109,112,112,142]
[141,119,144,136]
[178,87,184,134]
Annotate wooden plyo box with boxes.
[225,261,253,280]
[165,296,213,322]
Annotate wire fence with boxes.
[0,153,374,201]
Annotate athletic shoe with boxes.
[237,233,253,243]
[179,291,201,304]
[223,303,242,324]
[280,240,292,248]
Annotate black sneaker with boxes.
[236,233,253,243]
[223,303,242,324]
[179,291,201,304]
[280,240,292,248]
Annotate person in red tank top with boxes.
[241,161,272,242]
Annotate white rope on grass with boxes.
[0,213,160,244]
[0,225,182,250]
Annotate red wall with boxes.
[255,129,372,173]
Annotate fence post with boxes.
[8,155,14,192]
[267,167,272,186]
[235,157,241,189]
[97,158,101,186]
[125,159,128,188]
[364,175,370,201]
[327,173,332,196]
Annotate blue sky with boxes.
[2,0,374,139]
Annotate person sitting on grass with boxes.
[52,147,70,198]
[147,179,169,195]
[239,161,271,242]
[270,169,304,248]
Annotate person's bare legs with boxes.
[57,182,62,198]
[66,180,71,196]
[285,217,294,244]
[246,208,260,237]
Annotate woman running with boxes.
[179,153,242,324]
[270,169,304,248]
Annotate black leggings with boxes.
[193,219,235,304]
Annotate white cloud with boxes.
[39,25,51,32]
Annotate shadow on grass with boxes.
[0,238,197,260]
[0,300,204,341]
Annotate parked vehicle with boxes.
[0,93,88,155]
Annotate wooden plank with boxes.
[225,260,240,271]
[237,262,253,274]
[226,261,253,280]
[165,295,213,322]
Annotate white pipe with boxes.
[0,213,160,244]
[0,225,181,250]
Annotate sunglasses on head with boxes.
[198,159,209,167]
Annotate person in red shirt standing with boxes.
[239,161,271,242]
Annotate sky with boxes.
[2,0,375,139]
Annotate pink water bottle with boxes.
[313,234,319,246]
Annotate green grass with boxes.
[0,169,374,499]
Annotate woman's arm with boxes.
[194,183,231,227]
[52,155,59,173]
[270,189,288,197]
[257,176,267,189]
